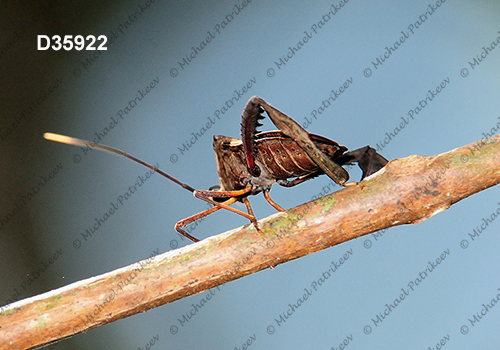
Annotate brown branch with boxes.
[1,135,499,349]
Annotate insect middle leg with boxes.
[263,190,285,212]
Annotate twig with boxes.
[1,135,499,349]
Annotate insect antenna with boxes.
[43,133,196,193]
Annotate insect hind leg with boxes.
[336,146,388,180]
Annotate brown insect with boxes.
[44,96,388,242]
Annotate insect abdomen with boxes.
[255,138,318,179]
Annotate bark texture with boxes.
[1,135,499,349]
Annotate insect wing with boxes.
[255,97,349,186]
